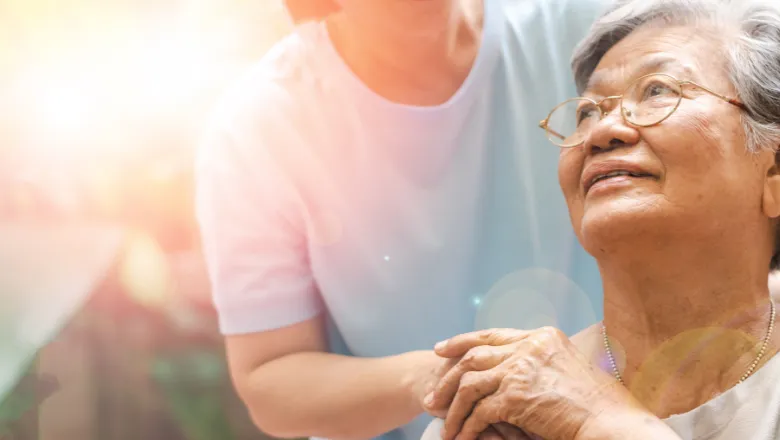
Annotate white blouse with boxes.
[665,353,780,439]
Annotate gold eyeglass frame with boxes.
[538,73,747,148]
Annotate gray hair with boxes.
[571,0,780,153]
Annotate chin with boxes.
[577,200,661,257]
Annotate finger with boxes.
[423,356,461,414]
[428,346,511,410]
[492,424,534,440]
[476,425,502,440]
[436,329,530,358]
[454,398,500,440]
[442,371,501,440]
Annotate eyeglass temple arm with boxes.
[539,120,566,140]
[679,80,746,110]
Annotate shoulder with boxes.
[207,21,332,137]
[498,0,610,47]
[499,0,609,23]
[492,0,611,97]
[199,22,335,168]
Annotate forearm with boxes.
[242,349,438,440]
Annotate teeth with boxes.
[591,170,643,185]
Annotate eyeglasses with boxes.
[538,73,746,148]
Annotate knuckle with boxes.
[477,330,494,341]
[539,326,563,338]
[536,326,566,343]
[463,346,489,364]
[465,347,499,370]
[459,371,486,393]
[462,350,480,366]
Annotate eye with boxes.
[643,81,677,99]
[576,105,598,125]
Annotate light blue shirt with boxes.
[196,1,607,439]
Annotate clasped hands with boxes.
[421,327,638,440]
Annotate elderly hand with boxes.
[424,327,638,440]
[420,330,544,419]
[477,423,541,440]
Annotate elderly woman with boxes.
[419,0,780,439]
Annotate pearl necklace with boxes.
[602,300,776,386]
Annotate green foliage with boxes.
[152,351,235,440]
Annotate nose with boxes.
[583,107,641,155]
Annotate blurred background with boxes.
[0,0,335,438]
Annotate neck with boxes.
[599,242,776,417]
[326,0,484,105]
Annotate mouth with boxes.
[583,169,657,194]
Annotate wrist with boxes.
[398,350,445,411]
[576,407,678,440]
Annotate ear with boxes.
[763,149,780,219]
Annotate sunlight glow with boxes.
[38,86,95,138]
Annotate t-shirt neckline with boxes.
[319,0,504,113]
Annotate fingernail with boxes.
[424,393,434,406]
[434,340,447,351]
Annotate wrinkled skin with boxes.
[424,328,637,440]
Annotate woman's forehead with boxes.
[585,27,718,94]
[586,55,695,92]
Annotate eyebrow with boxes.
[586,56,692,93]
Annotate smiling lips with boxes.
[581,161,657,193]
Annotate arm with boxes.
[226,316,443,439]
[197,81,446,439]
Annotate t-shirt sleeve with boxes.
[195,81,323,335]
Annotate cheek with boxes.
[643,108,733,186]
[683,111,728,159]
[664,105,743,163]
[557,149,582,197]
[557,149,585,226]
[646,108,758,210]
